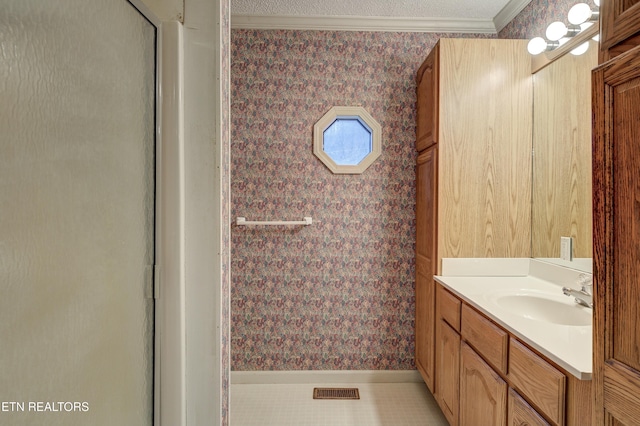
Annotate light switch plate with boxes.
[560,236,573,261]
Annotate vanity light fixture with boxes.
[527,0,599,56]
[568,3,599,25]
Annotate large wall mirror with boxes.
[531,39,598,273]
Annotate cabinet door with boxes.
[415,42,439,152]
[508,388,550,426]
[460,342,507,426]
[436,319,460,426]
[601,0,640,55]
[415,146,438,391]
[593,46,640,425]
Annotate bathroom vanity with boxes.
[433,259,592,426]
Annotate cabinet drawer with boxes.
[461,304,508,374]
[508,338,566,425]
[438,285,461,332]
[508,388,550,426]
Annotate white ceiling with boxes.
[230,0,533,33]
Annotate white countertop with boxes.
[435,258,592,380]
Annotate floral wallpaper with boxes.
[229,0,573,373]
[499,0,580,38]
[230,30,493,371]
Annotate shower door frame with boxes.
[127,1,186,425]
[130,1,224,424]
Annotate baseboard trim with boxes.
[231,370,423,385]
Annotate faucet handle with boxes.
[577,273,593,294]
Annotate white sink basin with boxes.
[489,290,592,326]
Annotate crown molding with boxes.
[493,0,533,32]
[231,14,498,34]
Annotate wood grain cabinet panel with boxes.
[435,283,461,425]
[438,285,461,332]
[414,38,532,272]
[415,43,438,152]
[460,342,508,426]
[593,41,640,425]
[415,146,438,392]
[436,39,531,263]
[508,388,550,426]
[436,319,460,426]
[461,304,509,374]
[415,270,435,391]
[508,338,565,425]
[601,0,640,58]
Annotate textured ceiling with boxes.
[231,0,515,20]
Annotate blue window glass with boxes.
[322,118,373,166]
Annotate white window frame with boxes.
[313,106,382,174]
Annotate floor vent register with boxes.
[313,387,360,400]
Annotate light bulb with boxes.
[526,37,559,55]
[547,21,568,41]
[527,37,548,55]
[569,3,593,25]
[546,21,582,41]
[571,41,590,55]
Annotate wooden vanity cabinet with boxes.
[434,283,591,426]
[414,38,531,394]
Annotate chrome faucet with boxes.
[562,274,593,309]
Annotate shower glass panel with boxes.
[0,1,156,425]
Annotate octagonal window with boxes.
[323,118,372,165]
[313,106,381,174]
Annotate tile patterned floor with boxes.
[230,382,449,425]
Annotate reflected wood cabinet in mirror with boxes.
[593,36,640,426]
[414,38,532,393]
